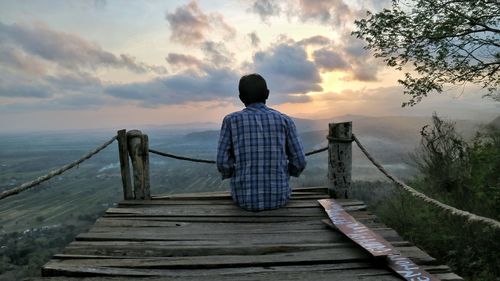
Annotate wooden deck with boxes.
[35,187,462,280]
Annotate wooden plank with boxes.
[118,198,365,208]
[91,220,329,233]
[320,199,440,281]
[44,247,371,269]
[75,229,348,244]
[291,186,329,193]
[62,241,425,259]
[93,218,323,228]
[93,217,379,231]
[153,191,230,200]
[40,262,397,279]
[62,242,347,257]
[86,226,330,236]
[102,212,379,223]
[32,270,464,281]
[113,203,362,211]
[102,215,323,223]
[72,236,431,263]
[386,254,440,281]
[87,220,380,237]
[105,206,327,217]
[319,199,397,257]
[151,192,329,201]
[34,263,461,280]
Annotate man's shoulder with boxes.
[267,107,293,121]
[223,106,294,125]
[222,110,243,121]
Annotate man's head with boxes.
[238,73,269,105]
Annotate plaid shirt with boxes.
[216,103,306,211]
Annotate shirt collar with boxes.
[245,102,268,111]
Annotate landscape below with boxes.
[0,114,498,280]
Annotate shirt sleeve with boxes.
[285,118,307,177]
[216,116,235,180]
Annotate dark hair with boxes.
[238,73,269,105]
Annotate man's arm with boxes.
[285,118,306,177]
[216,116,235,179]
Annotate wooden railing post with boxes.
[327,122,352,199]
[126,130,151,200]
[117,129,133,200]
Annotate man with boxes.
[216,73,307,212]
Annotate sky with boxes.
[0,0,498,132]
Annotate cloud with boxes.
[296,0,362,27]
[165,1,236,45]
[0,67,52,98]
[167,41,235,71]
[105,67,239,106]
[0,21,166,74]
[342,34,369,58]
[45,71,103,92]
[166,53,205,68]
[297,35,331,46]
[0,93,118,112]
[0,82,52,98]
[248,32,260,47]
[247,0,369,29]
[119,54,167,74]
[351,65,378,81]
[339,34,381,81]
[253,43,322,103]
[0,21,169,106]
[201,41,234,67]
[313,48,349,70]
[249,0,281,22]
[0,46,48,75]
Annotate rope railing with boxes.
[4,128,498,231]
[0,135,118,201]
[352,133,500,230]
[148,145,329,164]
[148,149,216,164]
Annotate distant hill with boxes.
[181,115,486,166]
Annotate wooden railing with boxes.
[2,121,499,230]
[115,122,353,201]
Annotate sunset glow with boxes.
[0,0,497,132]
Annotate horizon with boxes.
[0,0,498,132]
[1,112,497,135]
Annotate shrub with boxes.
[375,114,500,281]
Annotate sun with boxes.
[319,71,352,94]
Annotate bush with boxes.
[375,114,500,281]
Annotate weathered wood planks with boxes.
[40,189,463,280]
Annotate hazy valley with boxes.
[0,114,496,279]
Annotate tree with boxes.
[353,0,500,106]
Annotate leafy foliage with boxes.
[353,0,500,106]
[375,115,500,280]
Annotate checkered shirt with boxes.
[216,103,307,212]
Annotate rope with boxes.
[305,146,329,156]
[326,136,354,143]
[149,146,329,164]
[0,135,117,201]
[148,149,216,164]
[352,134,500,230]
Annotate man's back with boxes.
[217,103,306,211]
